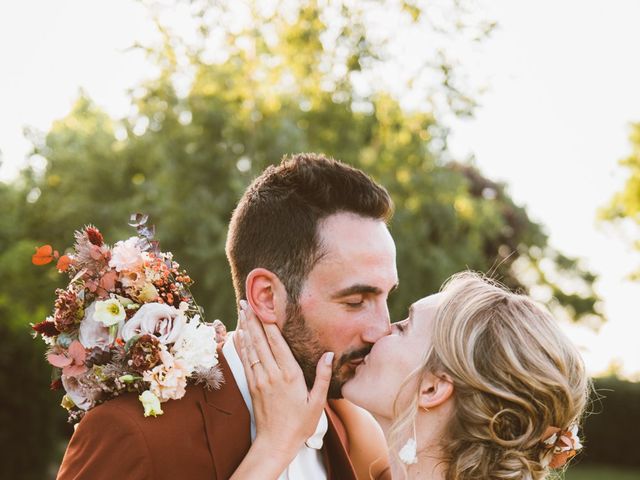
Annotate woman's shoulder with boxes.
[329,399,390,480]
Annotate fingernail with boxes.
[324,352,334,365]
[239,299,248,310]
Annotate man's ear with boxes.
[418,372,454,410]
[245,268,287,326]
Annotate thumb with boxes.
[309,352,334,407]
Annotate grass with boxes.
[563,465,640,480]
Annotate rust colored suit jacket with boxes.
[57,346,357,480]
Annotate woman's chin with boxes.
[341,374,366,406]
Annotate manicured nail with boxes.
[239,299,248,310]
[324,352,334,365]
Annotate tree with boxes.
[601,122,640,280]
[0,1,601,477]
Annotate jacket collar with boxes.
[198,342,357,480]
[198,343,252,480]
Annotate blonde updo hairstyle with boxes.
[388,272,590,480]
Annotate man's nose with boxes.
[362,302,391,343]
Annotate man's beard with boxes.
[282,301,372,399]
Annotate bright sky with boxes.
[1,0,638,379]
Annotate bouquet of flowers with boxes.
[31,215,226,423]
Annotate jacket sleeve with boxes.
[57,403,153,480]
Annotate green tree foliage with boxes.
[601,122,640,279]
[0,1,601,477]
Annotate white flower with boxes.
[109,236,144,272]
[121,302,186,344]
[398,437,418,465]
[568,424,583,451]
[139,390,163,417]
[79,302,123,348]
[94,298,126,327]
[171,316,218,373]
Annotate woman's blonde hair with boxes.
[388,272,590,480]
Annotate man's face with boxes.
[282,212,398,398]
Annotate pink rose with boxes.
[121,303,186,344]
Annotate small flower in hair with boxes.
[541,424,583,468]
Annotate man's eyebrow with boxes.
[331,284,383,299]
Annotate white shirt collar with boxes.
[222,331,328,448]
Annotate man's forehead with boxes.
[318,213,396,258]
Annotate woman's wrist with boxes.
[252,434,301,465]
[229,437,295,480]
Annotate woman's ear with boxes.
[418,372,454,410]
[244,268,287,326]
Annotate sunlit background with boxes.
[3,0,638,378]
[2,1,639,479]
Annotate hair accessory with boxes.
[398,421,418,465]
[541,424,583,468]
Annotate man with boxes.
[58,153,397,479]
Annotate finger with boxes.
[236,329,256,390]
[262,322,299,369]
[238,315,270,389]
[240,304,279,372]
[309,352,334,409]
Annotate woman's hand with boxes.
[229,300,333,479]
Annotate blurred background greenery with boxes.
[1,1,639,479]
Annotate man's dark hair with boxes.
[225,153,393,303]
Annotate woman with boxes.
[232,272,589,479]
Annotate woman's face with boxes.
[342,293,444,418]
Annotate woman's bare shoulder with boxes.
[329,399,390,480]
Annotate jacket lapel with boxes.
[323,406,358,480]
[198,343,251,480]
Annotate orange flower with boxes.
[32,245,59,266]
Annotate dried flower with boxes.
[32,319,59,338]
[127,334,162,373]
[53,288,82,333]
[48,340,87,377]
[84,346,113,368]
[85,226,104,246]
[73,228,110,272]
